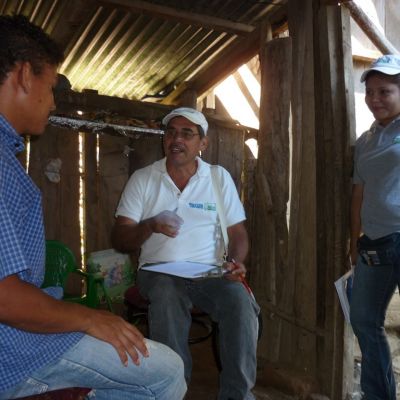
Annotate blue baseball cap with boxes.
[361,54,400,82]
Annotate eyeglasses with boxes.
[164,127,200,140]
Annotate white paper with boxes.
[334,269,353,324]
[141,261,223,279]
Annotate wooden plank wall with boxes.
[248,2,354,399]
[248,1,354,398]
[313,4,355,398]
[250,36,293,367]
[27,96,246,272]
[29,126,81,260]
[288,0,318,376]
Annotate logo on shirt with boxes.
[393,135,400,144]
[188,202,216,211]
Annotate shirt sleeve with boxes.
[115,168,147,223]
[0,193,28,280]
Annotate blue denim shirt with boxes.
[0,115,83,392]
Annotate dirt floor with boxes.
[188,294,400,400]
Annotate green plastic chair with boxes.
[42,240,113,312]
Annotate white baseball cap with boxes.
[162,107,208,135]
[360,54,400,82]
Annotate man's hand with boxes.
[0,275,149,367]
[223,259,247,282]
[150,210,184,238]
[85,309,149,366]
[112,211,184,253]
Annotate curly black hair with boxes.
[0,14,64,85]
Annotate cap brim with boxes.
[162,111,208,135]
[361,66,400,82]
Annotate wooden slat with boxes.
[164,29,260,103]
[128,135,164,175]
[48,0,98,52]
[233,71,259,118]
[29,127,81,263]
[251,35,292,368]
[99,0,255,35]
[201,122,245,191]
[96,134,130,251]
[313,4,355,398]
[55,90,173,121]
[344,0,399,54]
[287,0,317,376]
[162,6,288,104]
[83,132,99,256]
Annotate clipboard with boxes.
[141,261,226,279]
[334,268,354,324]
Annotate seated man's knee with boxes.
[145,275,188,308]
[219,284,258,321]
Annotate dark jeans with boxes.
[350,233,400,400]
[137,270,260,400]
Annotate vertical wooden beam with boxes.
[313,2,355,398]
[251,35,292,363]
[287,0,318,375]
[84,132,99,256]
[178,88,198,109]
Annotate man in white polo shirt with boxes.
[112,107,259,400]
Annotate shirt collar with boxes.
[0,114,25,154]
[371,115,400,131]
[157,156,209,177]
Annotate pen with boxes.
[231,258,252,296]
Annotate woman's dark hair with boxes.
[0,14,64,84]
[365,70,400,87]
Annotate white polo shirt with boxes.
[116,157,246,266]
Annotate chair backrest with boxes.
[42,240,78,289]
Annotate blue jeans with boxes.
[137,270,260,400]
[350,233,400,400]
[0,335,186,400]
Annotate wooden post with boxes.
[286,0,318,379]
[252,1,354,398]
[178,88,198,108]
[313,2,355,398]
[251,34,292,367]
[343,0,399,55]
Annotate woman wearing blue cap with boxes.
[350,54,400,399]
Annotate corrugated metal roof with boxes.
[0,0,287,103]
